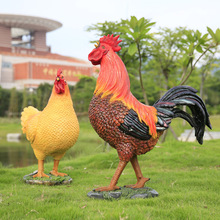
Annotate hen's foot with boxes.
[50,171,67,177]
[125,177,150,188]
[33,172,49,178]
[94,185,121,192]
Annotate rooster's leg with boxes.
[94,160,128,192]
[50,160,68,177]
[125,155,150,188]
[33,160,49,178]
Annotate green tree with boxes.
[203,67,220,114]
[118,16,155,105]
[22,89,28,110]
[149,27,188,90]
[72,76,97,113]
[129,74,144,103]
[0,87,10,116]
[179,27,220,85]
[36,89,42,110]
[8,88,19,117]
[148,27,219,90]
[36,83,53,110]
[198,55,219,100]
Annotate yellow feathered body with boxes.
[21,85,79,161]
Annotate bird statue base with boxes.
[23,170,72,186]
[87,187,158,200]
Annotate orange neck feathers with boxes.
[95,50,130,99]
[94,49,158,138]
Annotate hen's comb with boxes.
[99,34,122,52]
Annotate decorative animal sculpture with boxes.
[21,69,79,178]
[88,34,211,191]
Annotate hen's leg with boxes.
[50,160,67,177]
[94,160,128,192]
[125,155,150,188]
[33,160,49,178]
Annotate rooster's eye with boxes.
[102,46,105,49]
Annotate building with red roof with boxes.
[0,14,95,90]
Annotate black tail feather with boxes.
[172,108,195,128]
[153,85,212,144]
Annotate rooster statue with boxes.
[21,69,79,178]
[88,34,212,191]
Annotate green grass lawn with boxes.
[0,116,219,219]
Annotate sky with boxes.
[1,0,220,61]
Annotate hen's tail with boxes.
[21,106,39,134]
[153,85,212,144]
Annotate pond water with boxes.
[0,142,36,168]
[0,140,76,168]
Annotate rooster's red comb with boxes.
[99,34,122,52]
[57,68,62,76]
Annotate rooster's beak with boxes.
[94,41,99,48]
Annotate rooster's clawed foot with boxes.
[125,177,150,188]
[93,185,121,192]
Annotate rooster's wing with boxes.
[119,109,152,140]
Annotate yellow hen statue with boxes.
[21,69,79,178]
